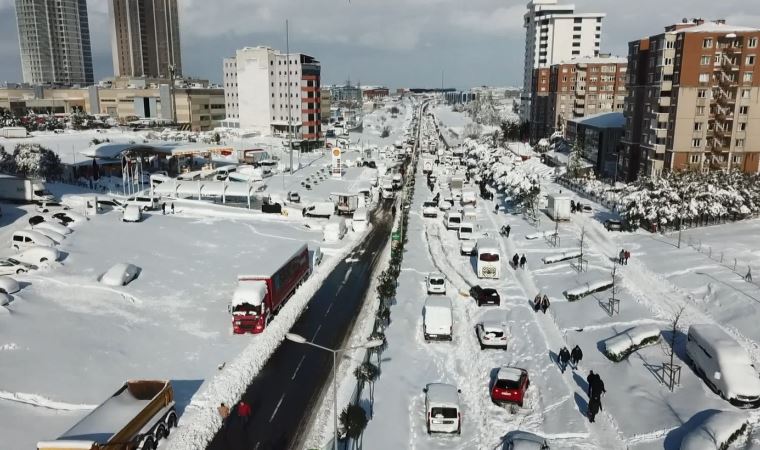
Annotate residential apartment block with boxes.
[221,46,322,144]
[520,0,605,121]
[530,55,626,141]
[621,20,760,180]
[14,0,94,85]
[109,0,182,79]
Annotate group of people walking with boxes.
[512,253,527,269]
[532,293,550,314]
[218,400,252,428]
[557,344,583,373]
[618,249,631,265]
[586,371,606,423]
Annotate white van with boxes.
[323,217,348,242]
[444,211,462,230]
[461,189,477,206]
[476,238,501,279]
[303,202,335,219]
[686,324,760,407]
[423,296,453,341]
[457,222,474,240]
[11,230,55,250]
[462,206,477,223]
[426,273,446,295]
[352,208,369,233]
[424,383,462,434]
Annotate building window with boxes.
[700,56,711,65]
[740,106,749,115]
[697,89,707,98]
[698,73,709,83]
[692,138,702,147]
[696,105,706,115]
[749,37,758,48]
[664,57,673,65]
[690,154,701,163]
[694,122,703,131]
[703,38,713,48]
[739,122,747,131]
[736,138,745,147]
[742,89,751,99]
[746,55,756,65]
[732,155,742,164]
[573,34,581,40]
[744,72,753,82]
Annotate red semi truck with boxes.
[231,243,310,334]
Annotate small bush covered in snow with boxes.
[542,250,582,264]
[602,325,661,362]
[563,279,613,301]
[679,410,748,450]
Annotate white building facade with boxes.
[520,0,604,121]
[221,46,322,143]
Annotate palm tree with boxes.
[354,361,380,417]
[339,403,368,450]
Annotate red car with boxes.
[491,367,530,407]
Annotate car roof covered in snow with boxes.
[689,324,751,363]
[425,383,459,406]
[428,272,445,279]
[497,366,525,382]
[232,280,268,307]
[481,320,505,332]
[424,296,452,309]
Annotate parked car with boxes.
[604,219,623,231]
[126,195,159,211]
[426,273,446,295]
[423,296,453,341]
[11,230,54,250]
[503,431,550,450]
[14,246,59,264]
[28,227,65,244]
[422,200,438,218]
[460,239,477,256]
[122,205,142,223]
[52,210,87,226]
[476,321,508,350]
[0,276,20,294]
[100,263,141,286]
[287,191,301,203]
[686,324,760,407]
[491,367,530,407]
[34,220,71,236]
[423,383,462,435]
[0,258,37,275]
[470,285,500,306]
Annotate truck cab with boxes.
[230,280,269,334]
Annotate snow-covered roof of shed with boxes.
[573,112,625,129]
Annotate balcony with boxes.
[575,90,586,97]
[661,80,673,91]
[574,107,585,115]
[654,127,668,139]
[653,143,666,154]
[575,98,586,105]
[658,96,671,107]
[655,112,670,122]
[663,65,674,76]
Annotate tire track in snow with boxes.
[0,390,96,411]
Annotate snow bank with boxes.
[679,410,748,450]
[563,279,613,301]
[525,230,558,240]
[542,250,582,264]
[602,325,661,362]
[163,229,368,450]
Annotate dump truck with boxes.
[37,380,176,450]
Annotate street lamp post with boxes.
[285,333,383,450]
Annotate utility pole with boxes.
[168,64,177,124]
[286,20,294,175]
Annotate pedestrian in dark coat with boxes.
[541,295,550,314]
[161,203,166,215]
[618,249,625,265]
[570,344,583,369]
[558,346,571,373]
[505,225,511,238]
[587,395,601,423]
[519,254,527,269]
[171,202,175,214]
[624,250,630,265]
[533,294,542,312]
[512,253,519,268]
[586,370,597,397]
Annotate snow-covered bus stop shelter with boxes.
[152,179,266,209]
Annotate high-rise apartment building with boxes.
[221,46,322,144]
[521,0,605,122]
[109,0,182,79]
[14,0,94,85]
[621,20,760,180]
[530,55,627,140]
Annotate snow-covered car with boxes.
[0,276,20,294]
[503,431,550,450]
[686,324,760,407]
[491,366,530,407]
[424,383,462,435]
[0,258,37,275]
[122,205,142,223]
[14,246,59,264]
[287,191,301,203]
[438,199,452,211]
[11,230,54,250]
[52,211,86,226]
[35,220,71,236]
[470,285,500,306]
[426,272,446,295]
[126,195,159,211]
[476,321,508,350]
[460,239,476,256]
[422,201,438,218]
[604,219,623,231]
[28,227,65,244]
[100,263,141,286]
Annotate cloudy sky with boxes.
[1,0,759,89]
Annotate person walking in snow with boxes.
[618,249,625,265]
[533,294,542,312]
[512,253,520,269]
[558,346,571,373]
[541,294,550,314]
[171,202,175,214]
[587,371,598,397]
[162,202,166,215]
[746,266,753,282]
[505,224,511,238]
[571,344,583,370]
[519,254,527,269]
[588,372,606,404]
[624,250,630,265]
[218,402,230,425]
[237,401,251,426]
[587,395,601,423]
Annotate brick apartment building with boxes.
[530,55,626,141]
[620,19,760,180]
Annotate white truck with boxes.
[547,195,571,221]
[0,175,54,203]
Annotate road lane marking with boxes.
[312,324,322,340]
[325,302,333,316]
[292,355,306,380]
[269,394,285,423]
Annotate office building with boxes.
[621,19,760,180]
[521,0,605,121]
[109,0,182,79]
[14,0,94,85]
[221,46,322,144]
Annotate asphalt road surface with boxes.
[207,203,395,450]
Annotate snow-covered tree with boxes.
[7,144,62,179]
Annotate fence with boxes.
[554,176,621,211]
[685,235,757,287]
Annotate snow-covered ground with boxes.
[355,105,760,450]
[0,100,417,449]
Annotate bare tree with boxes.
[662,306,685,391]
[608,262,620,316]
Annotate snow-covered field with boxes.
[355,106,760,450]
